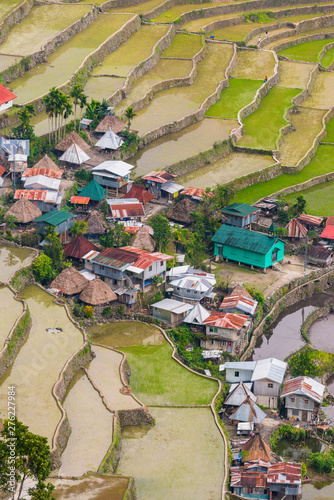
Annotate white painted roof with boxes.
[152,298,193,314]
[91,160,134,177]
[59,143,90,164]
[251,357,287,384]
[183,303,210,324]
[24,175,60,191]
[82,250,100,261]
[95,128,124,150]
[79,269,96,281]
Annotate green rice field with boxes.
[0,4,91,56]
[238,86,301,150]
[234,144,334,204]
[278,38,334,62]
[321,46,334,66]
[205,79,263,119]
[161,33,203,59]
[285,179,334,216]
[120,344,217,405]
[323,115,334,142]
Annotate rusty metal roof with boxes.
[142,170,176,183]
[122,184,155,204]
[203,312,249,330]
[281,376,324,404]
[121,246,173,270]
[298,213,323,226]
[181,187,213,199]
[71,196,90,205]
[219,294,257,315]
[308,245,333,260]
[0,165,6,176]
[267,462,301,485]
[14,189,47,201]
[242,433,271,462]
[23,167,63,179]
[230,468,268,488]
[108,199,145,219]
[63,234,99,260]
[94,247,139,269]
[285,218,307,238]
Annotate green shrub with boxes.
[74,303,85,318]
[102,306,112,316]
[309,452,334,473]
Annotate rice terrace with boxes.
[1,0,334,498]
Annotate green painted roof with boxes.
[212,224,283,255]
[35,210,75,227]
[269,222,277,233]
[79,179,107,202]
[221,202,258,217]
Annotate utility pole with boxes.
[13,149,16,192]
[304,233,309,273]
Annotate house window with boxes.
[160,261,163,266]
[214,327,217,333]
[268,383,273,388]
[211,340,214,345]
[209,327,213,332]
[292,410,299,416]
[304,399,309,405]
[149,265,152,271]
[291,397,295,402]
[234,371,239,377]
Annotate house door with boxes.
[302,410,308,421]
[272,249,278,262]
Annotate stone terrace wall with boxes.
[274,29,334,55]
[144,0,205,21]
[319,40,334,67]
[0,0,34,45]
[301,304,332,339]
[0,5,97,84]
[226,160,283,192]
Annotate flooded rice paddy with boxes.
[0,245,34,283]
[0,4,91,56]
[117,407,224,500]
[309,314,334,352]
[277,60,315,89]
[178,151,274,189]
[131,118,238,177]
[52,475,129,500]
[0,286,22,349]
[0,284,84,444]
[87,320,164,347]
[59,370,114,477]
[231,49,276,80]
[275,437,324,460]
[161,33,202,59]
[302,481,334,499]
[130,43,234,136]
[0,54,21,72]
[84,76,126,102]
[9,13,134,104]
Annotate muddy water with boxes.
[0,4,91,56]
[130,43,234,136]
[302,481,334,499]
[59,370,114,477]
[117,407,224,500]
[52,475,129,500]
[131,118,238,177]
[0,285,84,444]
[250,293,333,361]
[0,286,22,349]
[88,345,140,410]
[84,76,126,102]
[276,437,323,460]
[277,61,315,89]
[0,54,21,72]
[9,13,134,105]
[301,72,334,109]
[87,320,164,347]
[231,49,276,80]
[309,314,334,352]
[114,59,193,115]
[0,245,35,283]
[178,151,274,189]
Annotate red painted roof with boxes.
[0,165,6,176]
[23,167,63,179]
[14,189,47,201]
[321,225,334,240]
[71,196,90,205]
[219,294,257,309]
[326,216,334,226]
[63,234,99,259]
[122,184,155,204]
[142,171,176,184]
[0,84,17,105]
[203,312,249,330]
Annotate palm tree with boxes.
[43,93,54,144]
[69,85,87,131]
[125,107,136,130]
[63,100,73,139]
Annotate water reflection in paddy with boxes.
[0,245,35,283]
[0,286,22,349]
[0,285,84,443]
[302,481,334,499]
[309,314,334,352]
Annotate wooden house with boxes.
[221,203,259,228]
[307,245,334,267]
[90,161,133,194]
[251,358,287,408]
[201,312,250,355]
[212,225,284,270]
[35,210,76,244]
[281,376,325,422]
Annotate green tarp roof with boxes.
[221,202,258,217]
[212,224,283,255]
[79,179,107,202]
[35,210,75,227]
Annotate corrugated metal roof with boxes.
[95,128,123,150]
[24,175,61,191]
[151,298,192,313]
[122,185,155,204]
[251,358,286,384]
[212,225,282,255]
[242,433,271,463]
[281,376,324,404]
[0,165,6,177]
[181,187,213,199]
[285,218,307,238]
[80,179,107,202]
[93,247,138,269]
[0,84,17,105]
[229,396,266,423]
[35,210,75,226]
[224,382,257,406]
[15,189,47,201]
[121,246,173,269]
[222,203,259,217]
[321,225,334,240]
[142,170,176,183]
[59,142,90,164]
[298,213,323,226]
[267,462,301,485]
[22,167,63,179]
[183,303,210,325]
[219,294,257,315]
[107,199,144,218]
[160,181,183,194]
[91,160,133,177]
[203,312,249,330]
[225,361,256,371]
[326,216,334,226]
[170,275,216,293]
[63,234,99,260]
[308,245,333,260]
[71,196,90,205]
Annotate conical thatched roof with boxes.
[130,226,155,252]
[59,142,90,165]
[63,234,99,260]
[84,210,108,235]
[167,198,197,224]
[55,131,90,152]
[50,266,88,295]
[33,154,59,170]
[79,278,117,305]
[95,115,126,134]
[6,197,42,223]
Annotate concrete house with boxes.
[169,274,216,304]
[224,361,256,384]
[121,246,173,289]
[251,358,287,409]
[219,294,257,316]
[151,298,192,326]
[0,85,17,112]
[201,312,250,355]
[212,225,284,270]
[281,376,325,422]
[35,210,76,244]
[221,203,259,228]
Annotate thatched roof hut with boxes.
[6,197,42,223]
[167,198,197,224]
[63,234,99,260]
[95,115,126,134]
[130,226,155,252]
[50,266,88,295]
[55,131,90,153]
[79,278,117,305]
[84,210,108,235]
[33,154,59,170]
